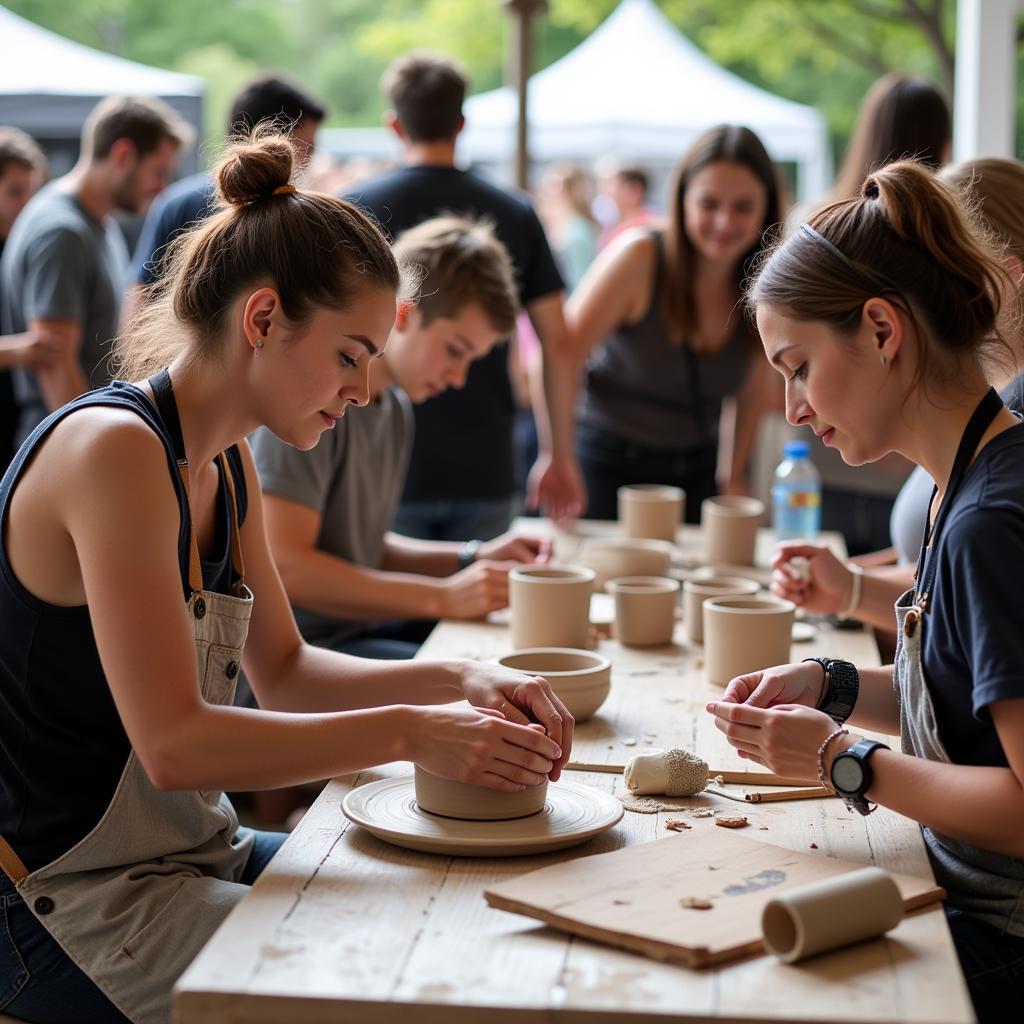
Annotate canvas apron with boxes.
[0,371,256,1024]
[893,387,1024,935]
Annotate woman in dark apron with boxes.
[707,160,1024,1021]
[564,125,783,522]
[0,133,572,1024]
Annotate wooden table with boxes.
[175,525,975,1024]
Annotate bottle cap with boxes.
[784,440,811,459]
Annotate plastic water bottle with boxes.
[772,440,821,541]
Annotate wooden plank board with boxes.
[485,829,944,969]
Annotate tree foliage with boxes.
[6,0,1022,158]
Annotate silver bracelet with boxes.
[839,563,864,619]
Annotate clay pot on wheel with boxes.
[414,766,548,821]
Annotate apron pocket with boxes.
[0,894,31,1009]
[201,644,242,707]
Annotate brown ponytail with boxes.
[116,125,404,380]
[748,159,1012,387]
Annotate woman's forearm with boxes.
[851,568,915,632]
[847,665,902,735]
[149,702,417,791]
[251,642,465,713]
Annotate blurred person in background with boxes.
[540,162,599,291]
[565,125,784,521]
[347,51,585,536]
[601,162,657,248]
[0,126,49,470]
[0,95,190,445]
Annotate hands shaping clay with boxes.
[623,747,710,797]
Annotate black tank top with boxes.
[0,381,247,871]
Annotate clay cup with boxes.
[618,485,685,542]
[509,564,595,650]
[607,576,681,646]
[702,595,796,686]
[682,575,760,645]
[701,495,765,567]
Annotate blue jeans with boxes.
[393,496,517,542]
[0,830,287,1023]
[946,906,1024,1023]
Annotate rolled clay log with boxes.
[761,866,904,963]
[624,748,709,797]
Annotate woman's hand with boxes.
[479,531,552,565]
[458,661,574,780]
[705,700,842,779]
[771,541,854,614]
[409,704,562,791]
[721,660,826,710]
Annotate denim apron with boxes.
[0,370,256,1023]
[893,387,1024,936]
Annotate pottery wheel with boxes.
[342,778,623,857]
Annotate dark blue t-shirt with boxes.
[922,418,1024,767]
[345,165,564,502]
[131,172,216,286]
[0,382,246,871]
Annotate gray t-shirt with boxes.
[0,185,128,441]
[250,387,413,646]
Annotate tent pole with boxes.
[502,0,548,190]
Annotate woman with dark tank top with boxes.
[0,133,572,1024]
[565,125,784,522]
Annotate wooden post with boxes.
[502,0,548,190]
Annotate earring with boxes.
[254,339,264,351]
[880,354,887,366]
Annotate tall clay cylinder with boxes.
[509,565,595,650]
[701,495,765,566]
[618,485,685,542]
[607,576,680,646]
[682,576,760,645]
[702,595,795,685]
[761,867,905,963]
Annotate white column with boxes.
[954,0,1021,160]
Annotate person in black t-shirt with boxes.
[708,160,1024,1022]
[346,52,585,540]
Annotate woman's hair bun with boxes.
[216,128,296,208]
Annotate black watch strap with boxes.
[804,657,859,724]
[831,739,887,816]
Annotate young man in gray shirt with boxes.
[0,95,190,443]
[251,217,550,658]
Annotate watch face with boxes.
[832,755,864,794]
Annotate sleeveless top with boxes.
[0,381,247,871]
[578,232,751,450]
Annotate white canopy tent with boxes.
[463,0,830,200]
[0,5,203,174]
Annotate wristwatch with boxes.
[803,657,859,724]
[830,739,887,816]
[456,539,482,571]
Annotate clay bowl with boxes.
[702,595,796,686]
[576,537,675,591]
[497,648,612,722]
[413,766,548,821]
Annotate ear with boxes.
[454,114,465,137]
[861,296,903,365]
[242,287,282,351]
[386,113,404,140]
[1004,253,1024,286]
[108,137,137,171]
[394,298,417,332]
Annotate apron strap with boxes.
[0,832,29,885]
[219,451,246,587]
[149,369,204,596]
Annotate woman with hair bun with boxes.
[0,132,572,1023]
[708,160,1024,1020]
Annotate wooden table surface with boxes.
[174,524,975,1024]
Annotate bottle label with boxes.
[778,490,820,509]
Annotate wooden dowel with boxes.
[564,762,817,788]
[742,786,832,803]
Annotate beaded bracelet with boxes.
[816,726,849,791]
